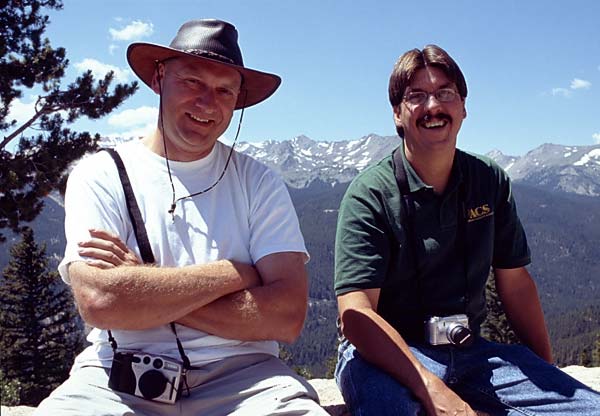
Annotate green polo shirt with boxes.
[334,143,530,341]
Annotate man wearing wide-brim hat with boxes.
[35,19,327,415]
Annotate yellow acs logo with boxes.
[467,204,493,222]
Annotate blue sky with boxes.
[7,0,600,156]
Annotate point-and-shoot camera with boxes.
[108,351,183,404]
[425,314,474,347]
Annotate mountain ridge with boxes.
[232,135,600,196]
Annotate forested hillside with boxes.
[1,182,598,376]
[285,181,600,375]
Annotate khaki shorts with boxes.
[35,353,328,415]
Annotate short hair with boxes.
[388,45,467,137]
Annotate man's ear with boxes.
[150,63,165,95]
[393,106,403,128]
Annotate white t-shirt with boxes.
[59,139,307,369]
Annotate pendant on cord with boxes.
[168,202,177,221]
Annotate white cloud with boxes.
[108,44,119,55]
[570,78,592,90]
[551,87,571,98]
[104,106,157,141]
[75,58,132,83]
[108,106,158,129]
[109,20,153,41]
[6,97,37,126]
[550,77,593,97]
[593,133,600,144]
[104,123,155,141]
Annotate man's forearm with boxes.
[337,289,478,415]
[495,268,554,363]
[341,306,435,397]
[339,305,477,415]
[70,259,260,330]
[176,276,307,344]
[501,283,553,362]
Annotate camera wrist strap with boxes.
[102,148,192,371]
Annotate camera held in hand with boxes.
[425,314,474,347]
[108,351,183,404]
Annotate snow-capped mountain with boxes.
[101,134,600,196]
[486,144,600,197]
[485,149,518,171]
[238,135,600,197]
[236,134,400,188]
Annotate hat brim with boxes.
[127,42,281,109]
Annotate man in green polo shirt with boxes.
[334,44,600,415]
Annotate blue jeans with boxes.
[335,338,600,415]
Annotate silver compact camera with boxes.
[425,314,474,347]
[108,351,183,404]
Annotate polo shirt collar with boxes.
[399,140,465,195]
[444,151,464,197]
[399,141,431,193]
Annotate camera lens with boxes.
[143,356,151,365]
[138,370,167,400]
[153,358,163,369]
[447,324,474,347]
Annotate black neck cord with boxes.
[392,147,470,315]
[155,61,247,220]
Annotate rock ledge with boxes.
[2,366,598,416]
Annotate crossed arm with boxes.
[70,229,308,343]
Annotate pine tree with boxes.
[0,228,84,405]
[0,0,138,242]
[324,350,338,379]
[591,333,600,367]
[481,270,520,344]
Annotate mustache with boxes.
[419,113,452,124]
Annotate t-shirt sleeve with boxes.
[334,178,391,296]
[58,152,130,283]
[492,169,531,269]
[247,168,308,263]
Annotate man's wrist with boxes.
[409,366,443,401]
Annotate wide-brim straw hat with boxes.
[127,19,281,109]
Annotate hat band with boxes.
[183,48,236,65]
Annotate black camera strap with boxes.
[104,148,155,264]
[391,147,426,321]
[102,148,192,371]
[391,146,470,319]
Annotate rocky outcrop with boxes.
[2,366,598,416]
[307,366,600,416]
[562,365,600,391]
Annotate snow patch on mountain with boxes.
[98,134,600,197]
[487,143,600,197]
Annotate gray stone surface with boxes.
[307,365,600,415]
[2,366,598,416]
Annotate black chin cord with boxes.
[155,61,247,220]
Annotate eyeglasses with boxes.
[403,88,459,106]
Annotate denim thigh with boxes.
[335,340,452,416]
[335,339,600,416]
[451,339,600,416]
